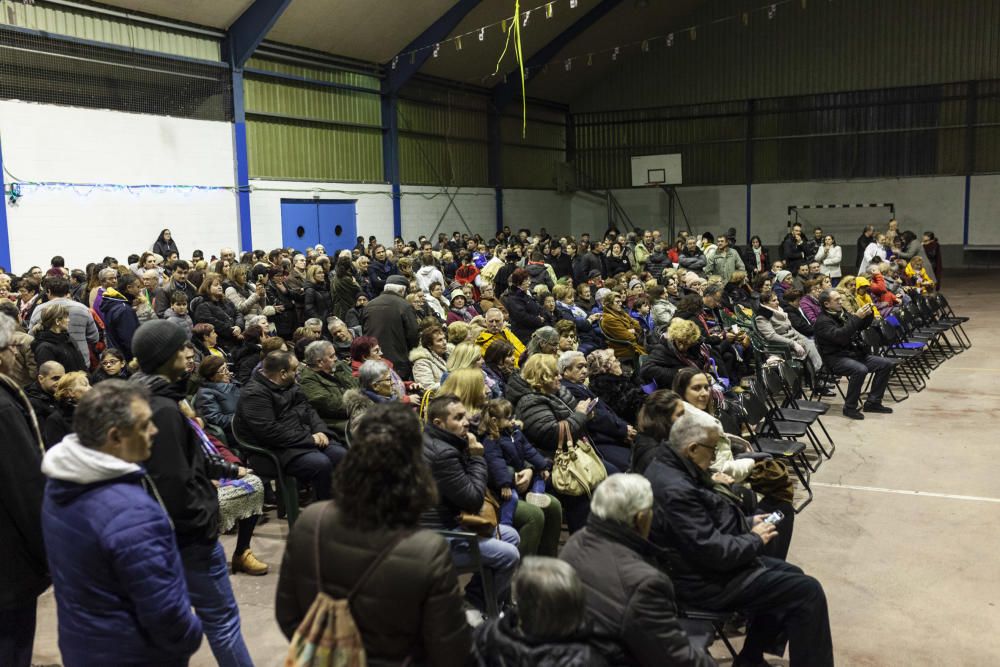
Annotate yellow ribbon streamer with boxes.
[493,0,528,138]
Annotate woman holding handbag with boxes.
[276,402,471,666]
[515,354,610,533]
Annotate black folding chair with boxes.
[859,328,908,403]
[438,530,499,619]
[678,607,738,659]
[231,420,301,526]
[763,364,835,457]
[725,393,813,511]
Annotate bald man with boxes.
[475,308,525,366]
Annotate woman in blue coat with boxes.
[40,381,203,667]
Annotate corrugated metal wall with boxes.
[574,0,1000,112]
[244,57,383,182]
[575,81,1000,188]
[397,84,489,187]
[501,107,566,189]
[0,0,220,60]
[571,0,1000,188]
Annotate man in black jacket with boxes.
[813,289,894,420]
[547,242,574,281]
[0,314,49,667]
[421,394,519,613]
[644,411,833,667]
[780,223,807,273]
[855,225,875,270]
[24,360,63,432]
[361,275,419,380]
[130,320,254,666]
[234,350,345,500]
[560,473,716,667]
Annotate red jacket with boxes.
[868,274,898,306]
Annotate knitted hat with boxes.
[386,275,408,287]
[775,270,792,284]
[132,320,189,374]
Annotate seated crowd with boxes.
[0,219,950,666]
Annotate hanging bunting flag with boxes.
[502,18,508,32]
[690,26,697,40]
[641,39,649,52]
[666,32,674,46]
[523,10,530,26]
[742,12,749,26]
[612,46,620,61]
[392,56,398,70]
[768,4,777,19]
[433,43,440,58]
[456,35,463,50]
[570,0,578,8]
[479,27,486,41]
[546,2,554,18]
[565,58,572,70]
[410,52,416,64]
[587,53,593,66]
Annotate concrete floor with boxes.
[32,274,1000,666]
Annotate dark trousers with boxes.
[827,354,895,410]
[0,600,38,667]
[284,444,347,500]
[732,558,834,667]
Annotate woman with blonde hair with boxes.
[439,368,490,422]
[834,275,859,314]
[447,342,501,398]
[43,371,90,448]
[639,317,713,391]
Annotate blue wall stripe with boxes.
[232,68,253,252]
[0,136,10,271]
[963,174,971,246]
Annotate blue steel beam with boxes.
[385,0,484,95]
[222,0,293,68]
[382,1,483,235]
[224,0,292,253]
[492,0,623,112]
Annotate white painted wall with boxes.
[0,101,238,273]
[568,176,995,265]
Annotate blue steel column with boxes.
[381,85,402,238]
[0,136,10,270]
[232,68,253,252]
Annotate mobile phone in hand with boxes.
[763,510,784,525]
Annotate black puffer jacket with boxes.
[303,281,333,322]
[638,340,697,391]
[560,516,716,667]
[277,502,471,666]
[643,446,766,608]
[233,372,333,467]
[194,297,243,348]
[813,308,871,361]
[420,424,487,530]
[0,374,49,609]
[514,387,586,458]
[474,612,608,667]
[629,433,661,476]
[503,288,546,345]
[645,251,671,282]
[31,329,87,372]
[130,373,226,547]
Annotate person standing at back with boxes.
[361,275,419,380]
[129,320,254,667]
[40,380,203,666]
[0,314,49,667]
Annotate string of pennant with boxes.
[390,0,815,78]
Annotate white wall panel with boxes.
[0,101,237,272]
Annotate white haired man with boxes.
[643,411,833,667]
[560,474,715,667]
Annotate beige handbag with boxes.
[551,420,608,497]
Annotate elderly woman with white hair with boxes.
[473,557,605,664]
[560,474,714,667]
[558,351,634,473]
[645,410,833,667]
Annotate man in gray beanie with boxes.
[130,320,253,666]
[360,274,419,379]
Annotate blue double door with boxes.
[280,199,357,254]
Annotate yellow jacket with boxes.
[905,263,934,293]
[476,329,525,367]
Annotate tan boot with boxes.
[232,549,269,576]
